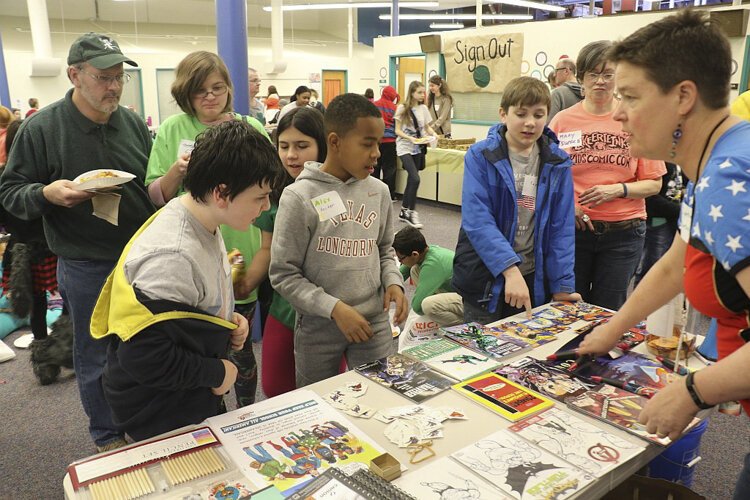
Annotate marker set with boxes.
[67,427,242,500]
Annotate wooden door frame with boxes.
[321,69,348,105]
[389,53,426,89]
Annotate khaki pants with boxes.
[410,265,464,327]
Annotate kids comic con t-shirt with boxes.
[549,102,665,222]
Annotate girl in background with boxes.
[278,86,312,122]
[144,50,269,408]
[395,80,436,229]
[426,75,453,138]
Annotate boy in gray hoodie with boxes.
[270,93,409,387]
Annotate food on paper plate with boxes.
[78,170,119,183]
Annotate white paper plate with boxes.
[73,169,136,191]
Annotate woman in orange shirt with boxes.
[549,40,664,311]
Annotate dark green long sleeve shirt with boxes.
[0,89,155,260]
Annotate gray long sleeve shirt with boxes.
[269,162,403,320]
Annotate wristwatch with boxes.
[685,371,714,410]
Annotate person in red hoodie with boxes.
[373,86,399,200]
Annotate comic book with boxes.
[451,429,594,499]
[560,348,671,391]
[494,356,594,402]
[441,322,532,361]
[489,321,559,348]
[354,354,455,403]
[551,301,614,323]
[394,456,509,499]
[206,390,385,497]
[565,384,677,446]
[452,373,553,422]
[402,338,501,381]
[509,408,645,477]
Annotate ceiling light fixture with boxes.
[429,22,465,29]
[263,2,438,11]
[495,0,566,12]
[379,13,533,20]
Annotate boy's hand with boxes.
[552,292,582,302]
[212,359,238,395]
[229,312,249,351]
[331,301,373,343]
[384,284,409,325]
[502,266,532,318]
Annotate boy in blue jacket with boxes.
[452,77,580,324]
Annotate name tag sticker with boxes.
[558,131,582,149]
[679,201,693,243]
[311,191,347,221]
[522,174,538,197]
[178,139,195,159]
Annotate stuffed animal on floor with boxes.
[30,314,73,385]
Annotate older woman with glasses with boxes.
[577,12,750,496]
[550,40,665,311]
[144,50,269,409]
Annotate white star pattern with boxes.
[719,159,733,169]
[695,176,710,192]
[708,204,724,223]
[726,234,743,253]
[692,221,701,238]
[725,180,747,196]
[705,231,714,245]
[723,260,731,270]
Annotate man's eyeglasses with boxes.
[584,72,616,83]
[192,84,229,99]
[80,69,131,86]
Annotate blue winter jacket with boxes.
[452,123,576,314]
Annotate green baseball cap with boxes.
[67,33,137,69]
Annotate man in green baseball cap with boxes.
[0,32,155,453]
[67,32,137,69]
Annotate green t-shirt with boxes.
[221,224,262,304]
[254,204,296,329]
[145,112,270,303]
[399,245,455,315]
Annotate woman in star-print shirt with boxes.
[577,11,750,497]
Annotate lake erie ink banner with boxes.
[442,32,524,93]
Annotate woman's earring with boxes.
[670,122,683,159]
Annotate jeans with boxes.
[634,220,676,287]
[399,153,423,211]
[733,451,750,499]
[57,257,121,447]
[376,142,397,199]
[575,221,646,311]
[462,272,535,325]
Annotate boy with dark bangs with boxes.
[91,120,285,440]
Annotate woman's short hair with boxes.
[609,9,731,109]
[171,51,233,116]
[576,40,613,82]
[0,106,15,129]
